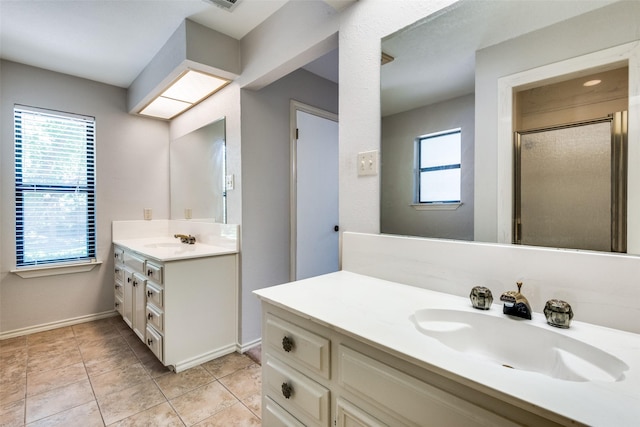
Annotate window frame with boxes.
[14,104,97,270]
[416,128,462,205]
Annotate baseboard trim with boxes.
[172,344,237,373]
[0,310,119,340]
[238,337,262,353]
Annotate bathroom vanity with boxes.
[112,220,239,372]
[254,232,640,426]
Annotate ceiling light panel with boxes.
[139,70,230,120]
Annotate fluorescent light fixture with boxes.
[583,79,602,87]
[140,70,230,120]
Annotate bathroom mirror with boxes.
[380,0,639,254]
[170,118,226,223]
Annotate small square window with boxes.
[417,129,461,203]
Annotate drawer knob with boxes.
[147,269,152,276]
[127,277,132,283]
[115,302,119,307]
[282,336,294,352]
[281,382,293,399]
[147,290,153,298]
[147,313,153,320]
[147,338,153,346]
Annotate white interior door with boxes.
[294,107,339,280]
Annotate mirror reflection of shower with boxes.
[513,67,628,252]
[515,113,627,252]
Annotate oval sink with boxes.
[143,242,185,249]
[412,309,628,382]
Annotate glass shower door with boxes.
[514,112,627,252]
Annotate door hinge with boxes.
[296,128,299,140]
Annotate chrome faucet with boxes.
[174,234,196,244]
[500,281,532,320]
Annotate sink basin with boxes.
[412,309,628,382]
[143,242,185,249]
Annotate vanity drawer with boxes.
[338,346,514,427]
[114,295,124,316]
[145,282,163,309]
[114,247,124,264]
[144,261,163,284]
[145,325,163,361]
[114,280,124,298]
[114,265,124,282]
[265,355,330,426]
[146,304,164,333]
[266,314,330,379]
[123,252,145,273]
[263,397,306,427]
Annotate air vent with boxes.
[202,0,241,12]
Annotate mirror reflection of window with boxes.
[417,128,461,204]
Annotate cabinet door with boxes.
[336,398,387,427]
[123,269,134,328]
[132,272,147,340]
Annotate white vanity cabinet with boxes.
[261,303,570,427]
[113,244,237,372]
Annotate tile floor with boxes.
[0,316,262,426]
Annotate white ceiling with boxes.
[0,0,290,88]
[381,0,621,117]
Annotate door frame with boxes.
[289,100,339,281]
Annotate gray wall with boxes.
[240,69,338,344]
[0,60,169,333]
[381,94,474,240]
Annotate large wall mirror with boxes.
[170,118,226,223]
[380,0,639,255]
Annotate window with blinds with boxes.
[14,105,96,267]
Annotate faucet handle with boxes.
[516,281,523,292]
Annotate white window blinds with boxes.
[14,105,96,267]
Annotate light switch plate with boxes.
[184,208,192,219]
[225,174,235,190]
[357,150,378,176]
[143,208,152,220]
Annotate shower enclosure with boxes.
[514,111,627,252]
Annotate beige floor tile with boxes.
[0,377,26,405]
[138,353,172,378]
[84,347,140,378]
[170,381,238,426]
[193,402,261,427]
[90,363,150,399]
[27,348,83,374]
[27,362,88,397]
[27,338,78,359]
[0,336,27,354]
[218,364,261,400]
[25,379,95,424]
[154,366,214,400]
[126,338,155,360]
[72,318,116,337]
[108,402,184,427]
[0,399,25,427]
[244,345,262,366]
[27,328,75,348]
[96,378,165,426]
[202,352,254,379]
[26,400,103,427]
[242,392,262,419]
[76,328,122,349]
[79,336,128,361]
[1,349,27,386]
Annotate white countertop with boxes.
[254,271,640,426]
[113,237,237,262]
